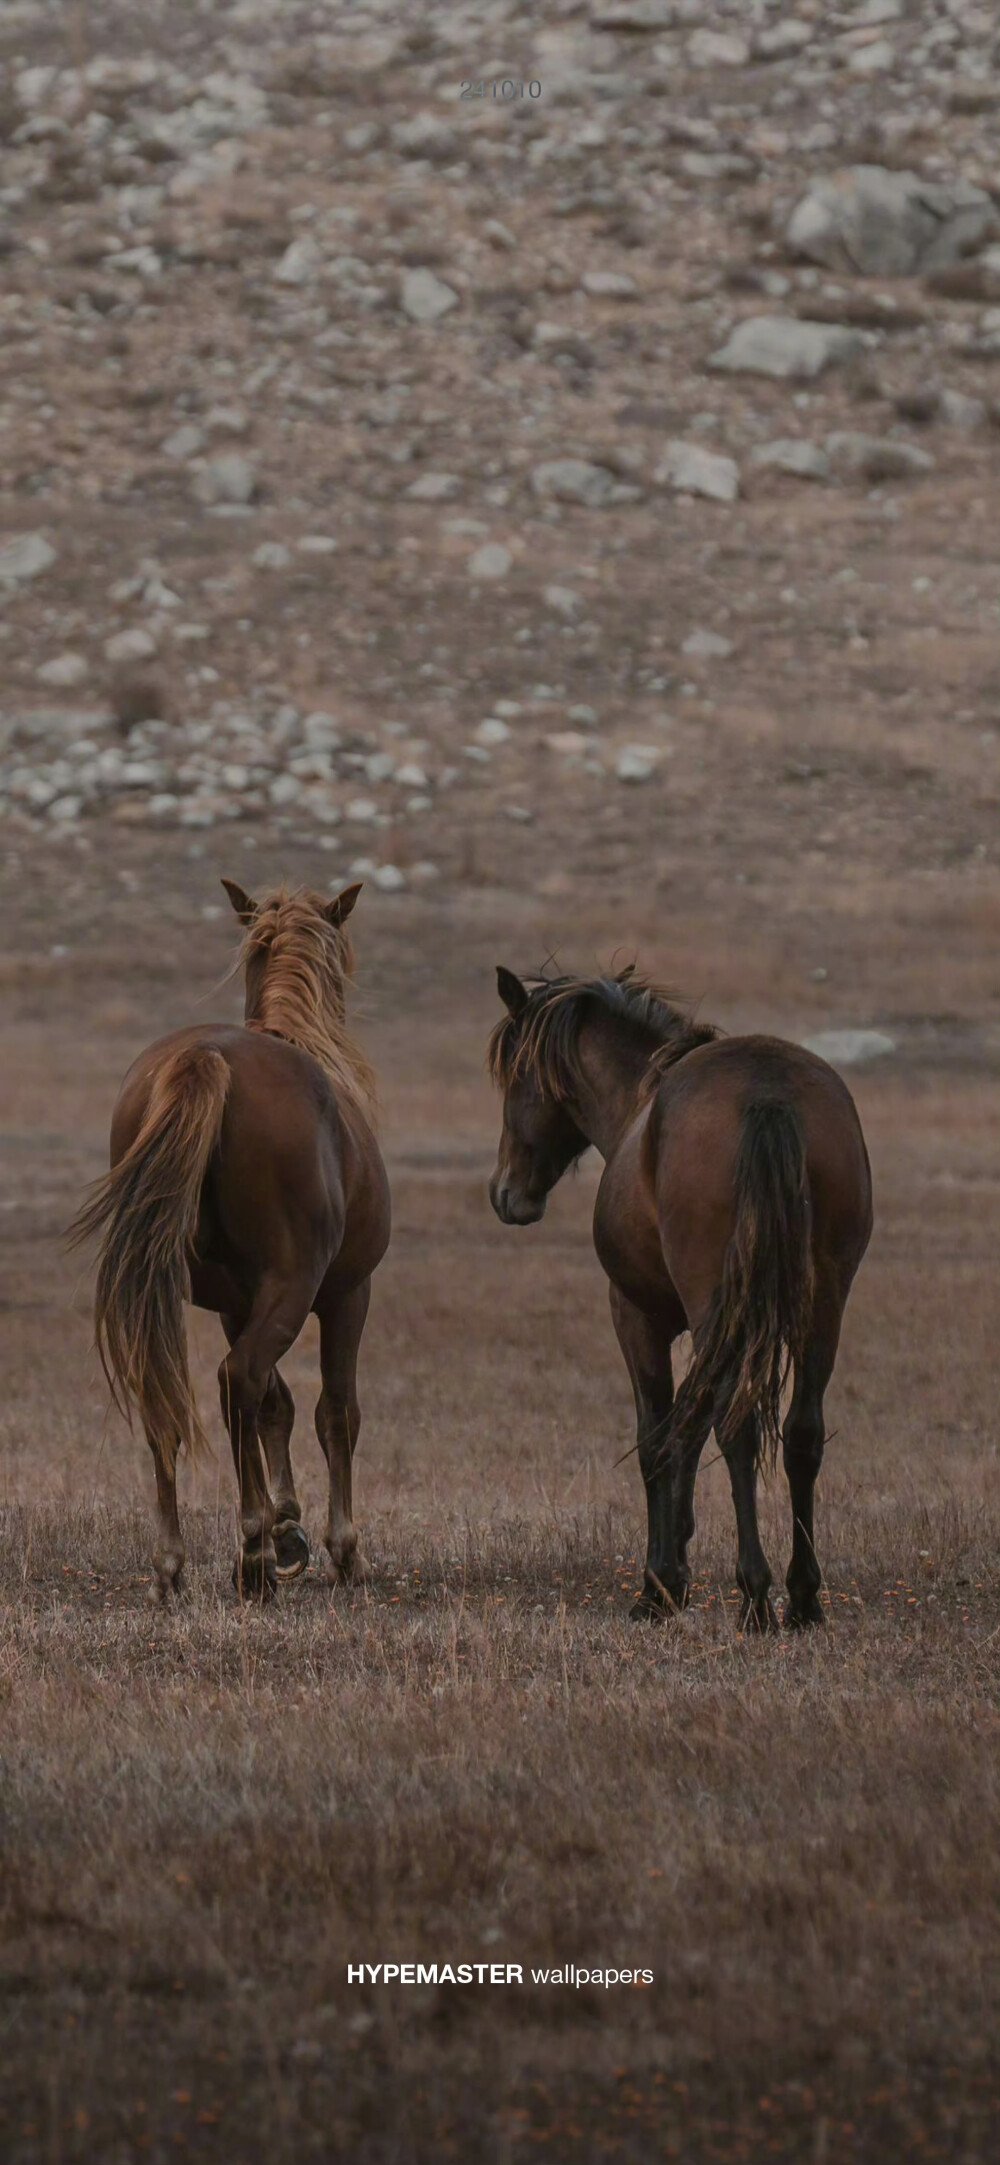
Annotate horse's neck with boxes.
[570,1014,652,1159]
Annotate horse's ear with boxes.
[221,878,257,925]
[497,966,528,1017]
[325,882,363,927]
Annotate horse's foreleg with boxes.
[146,1428,184,1602]
[609,1288,687,1622]
[721,1414,777,1633]
[783,1308,841,1628]
[316,1280,371,1586]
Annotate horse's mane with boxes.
[488,968,718,1101]
[237,886,377,1123]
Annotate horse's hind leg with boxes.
[315,1280,370,1587]
[260,1370,309,1582]
[783,1309,841,1629]
[220,1278,313,1601]
[146,1428,184,1602]
[222,1314,306,1583]
[721,1415,777,1634]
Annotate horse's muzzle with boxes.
[489,1175,545,1226]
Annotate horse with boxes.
[488,966,873,1631]
[70,880,390,1603]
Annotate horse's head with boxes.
[487,967,587,1225]
[222,878,363,1025]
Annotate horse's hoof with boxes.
[274,1521,310,1582]
[629,1593,666,1624]
[738,1596,778,1635]
[784,1597,825,1630]
[232,1551,278,1603]
[148,1568,184,1607]
[325,1544,369,1589]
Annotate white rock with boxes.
[531,459,616,509]
[0,533,56,582]
[161,424,205,461]
[616,745,661,783]
[580,269,638,298]
[205,406,248,436]
[826,433,934,481]
[750,438,831,481]
[344,122,380,155]
[346,798,379,823]
[269,774,302,806]
[371,863,406,892]
[302,711,342,750]
[401,269,459,325]
[405,472,462,501]
[298,534,338,554]
[484,220,516,250]
[655,441,739,504]
[546,732,591,758]
[37,653,89,688]
[252,542,291,570]
[682,629,733,660]
[48,795,83,823]
[590,2,674,26]
[708,317,862,381]
[476,718,511,746]
[849,38,895,72]
[786,168,999,279]
[754,20,813,58]
[802,1030,895,1067]
[688,29,749,66]
[467,542,512,580]
[274,236,322,286]
[193,454,257,506]
[567,705,599,728]
[109,245,161,279]
[105,628,158,664]
[544,585,584,620]
[938,390,986,431]
[391,113,456,162]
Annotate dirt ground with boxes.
[2,4,1000,2162]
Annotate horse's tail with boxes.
[669,1098,814,1474]
[68,1045,230,1473]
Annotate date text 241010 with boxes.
[460,80,542,99]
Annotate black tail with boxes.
[666,1099,814,1474]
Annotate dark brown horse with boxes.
[489,968,872,1630]
[70,881,390,1602]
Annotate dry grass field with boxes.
[1,847,997,2165]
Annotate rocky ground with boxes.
[0,0,997,914]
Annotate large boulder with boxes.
[786,167,999,279]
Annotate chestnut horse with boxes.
[70,881,390,1602]
[489,968,872,1630]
